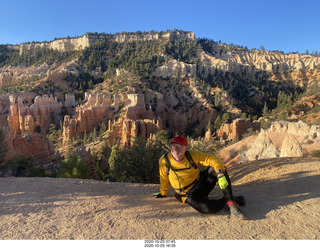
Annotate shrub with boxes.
[57,155,90,179]
[108,132,168,183]
[310,150,320,158]
[7,155,46,177]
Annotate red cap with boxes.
[170,136,188,146]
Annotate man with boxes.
[154,136,246,220]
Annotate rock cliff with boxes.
[6,30,195,56]
[270,120,320,140]
[152,50,320,84]
[13,34,92,55]
[216,118,261,141]
[114,30,195,43]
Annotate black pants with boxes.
[185,167,234,214]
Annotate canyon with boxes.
[1,30,320,176]
[0,91,216,163]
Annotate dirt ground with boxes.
[0,157,320,240]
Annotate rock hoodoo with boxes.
[239,129,280,163]
[280,134,303,158]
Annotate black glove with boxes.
[153,192,165,198]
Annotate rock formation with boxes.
[3,30,319,88]
[2,94,75,161]
[151,49,320,83]
[5,132,55,162]
[239,129,280,163]
[72,145,98,180]
[16,34,92,55]
[216,118,261,141]
[280,134,303,158]
[114,30,195,43]
[6,94,66,135]
[270,121,320,140]
[62,93,165,148]
[152,59,197,78]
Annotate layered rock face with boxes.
[270,121,320,140]
[152,59,197,78]
[216,118,261,141]
[121,119,161,147]
[1,94,75,161]
[114,30,195,43]
[3,30,319,89]
[2,90,220,162]
[0,60,84,88]
[15,34,92,55]
[0,64,49,87]
[6,133,55,161]
[237,121,319,163]
[6,30,195,57]
[153,50,320,84]
[6,94,66,136]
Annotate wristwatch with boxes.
[217,169,224,174]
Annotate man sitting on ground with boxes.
[154,136,246,220]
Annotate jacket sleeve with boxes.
[192,151,226,172]
[159,155,171,196]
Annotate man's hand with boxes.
[218,176,229,189]
[153,192,166,198]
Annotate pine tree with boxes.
[57,155,89,179]
[108,142,127,180]
[83,131,87,144]
[0,128,8,164]
[214,115,222,131]
[222,112,231,124]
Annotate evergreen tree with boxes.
[108,142,127,181]
[0,128,8,164]
[83,131,87,144]
[108,133,167,183]
[214,115,222,131]
[58,155,90,179]
[221,112,231,124]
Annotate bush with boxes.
[57,155,90,179]
[260,119,272,130]
[108,133,169,183]
[310,150,320,158]
[188,138,221,154]
[7,155,46,177]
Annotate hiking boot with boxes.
[233,195,246,206]
[228,201,247,220]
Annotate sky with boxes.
[1,0,319,54]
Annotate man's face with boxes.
[171,143,188,161]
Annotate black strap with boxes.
[165,151,197,175]
[164,152,171,175]
[172,178,198,194]
[185,151,197,169]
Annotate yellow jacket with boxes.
[159,150,225,203]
